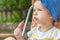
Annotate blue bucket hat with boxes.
[40,0,60,21]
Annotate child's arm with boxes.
[14,21,25,40]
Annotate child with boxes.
[14,0,60,40]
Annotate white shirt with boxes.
[27,26,60,40]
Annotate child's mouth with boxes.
[33,17,38,21]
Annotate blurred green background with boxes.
[0,0,31,23]
[0,0,32,40]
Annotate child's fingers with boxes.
[14,28,22,37]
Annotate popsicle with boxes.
[18,20,24,30]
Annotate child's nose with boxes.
[34,11,38,16]
[34,13,38,16]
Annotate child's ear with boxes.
[32,0,39,4]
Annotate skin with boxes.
[14,27,24,40]
[31,0,50,27]
[14,0,54,40]
[32,1,53,32]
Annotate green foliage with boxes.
[0,0,31,22]
[13,11,20,18]
[0,0,31,9]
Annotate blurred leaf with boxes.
[13,11,20,18]
[0,0,31,22]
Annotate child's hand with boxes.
[14,21,24,40]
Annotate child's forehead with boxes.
[34,1,45,10]
[34,1,42,6]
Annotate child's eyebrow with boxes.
[38,8,42,11]
[33,8,42,10]
[33,7,43,11]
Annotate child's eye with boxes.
[38,9,42,11]
[33,9,36,11]
[33,9,42,12]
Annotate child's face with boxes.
[32,1,51,25]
